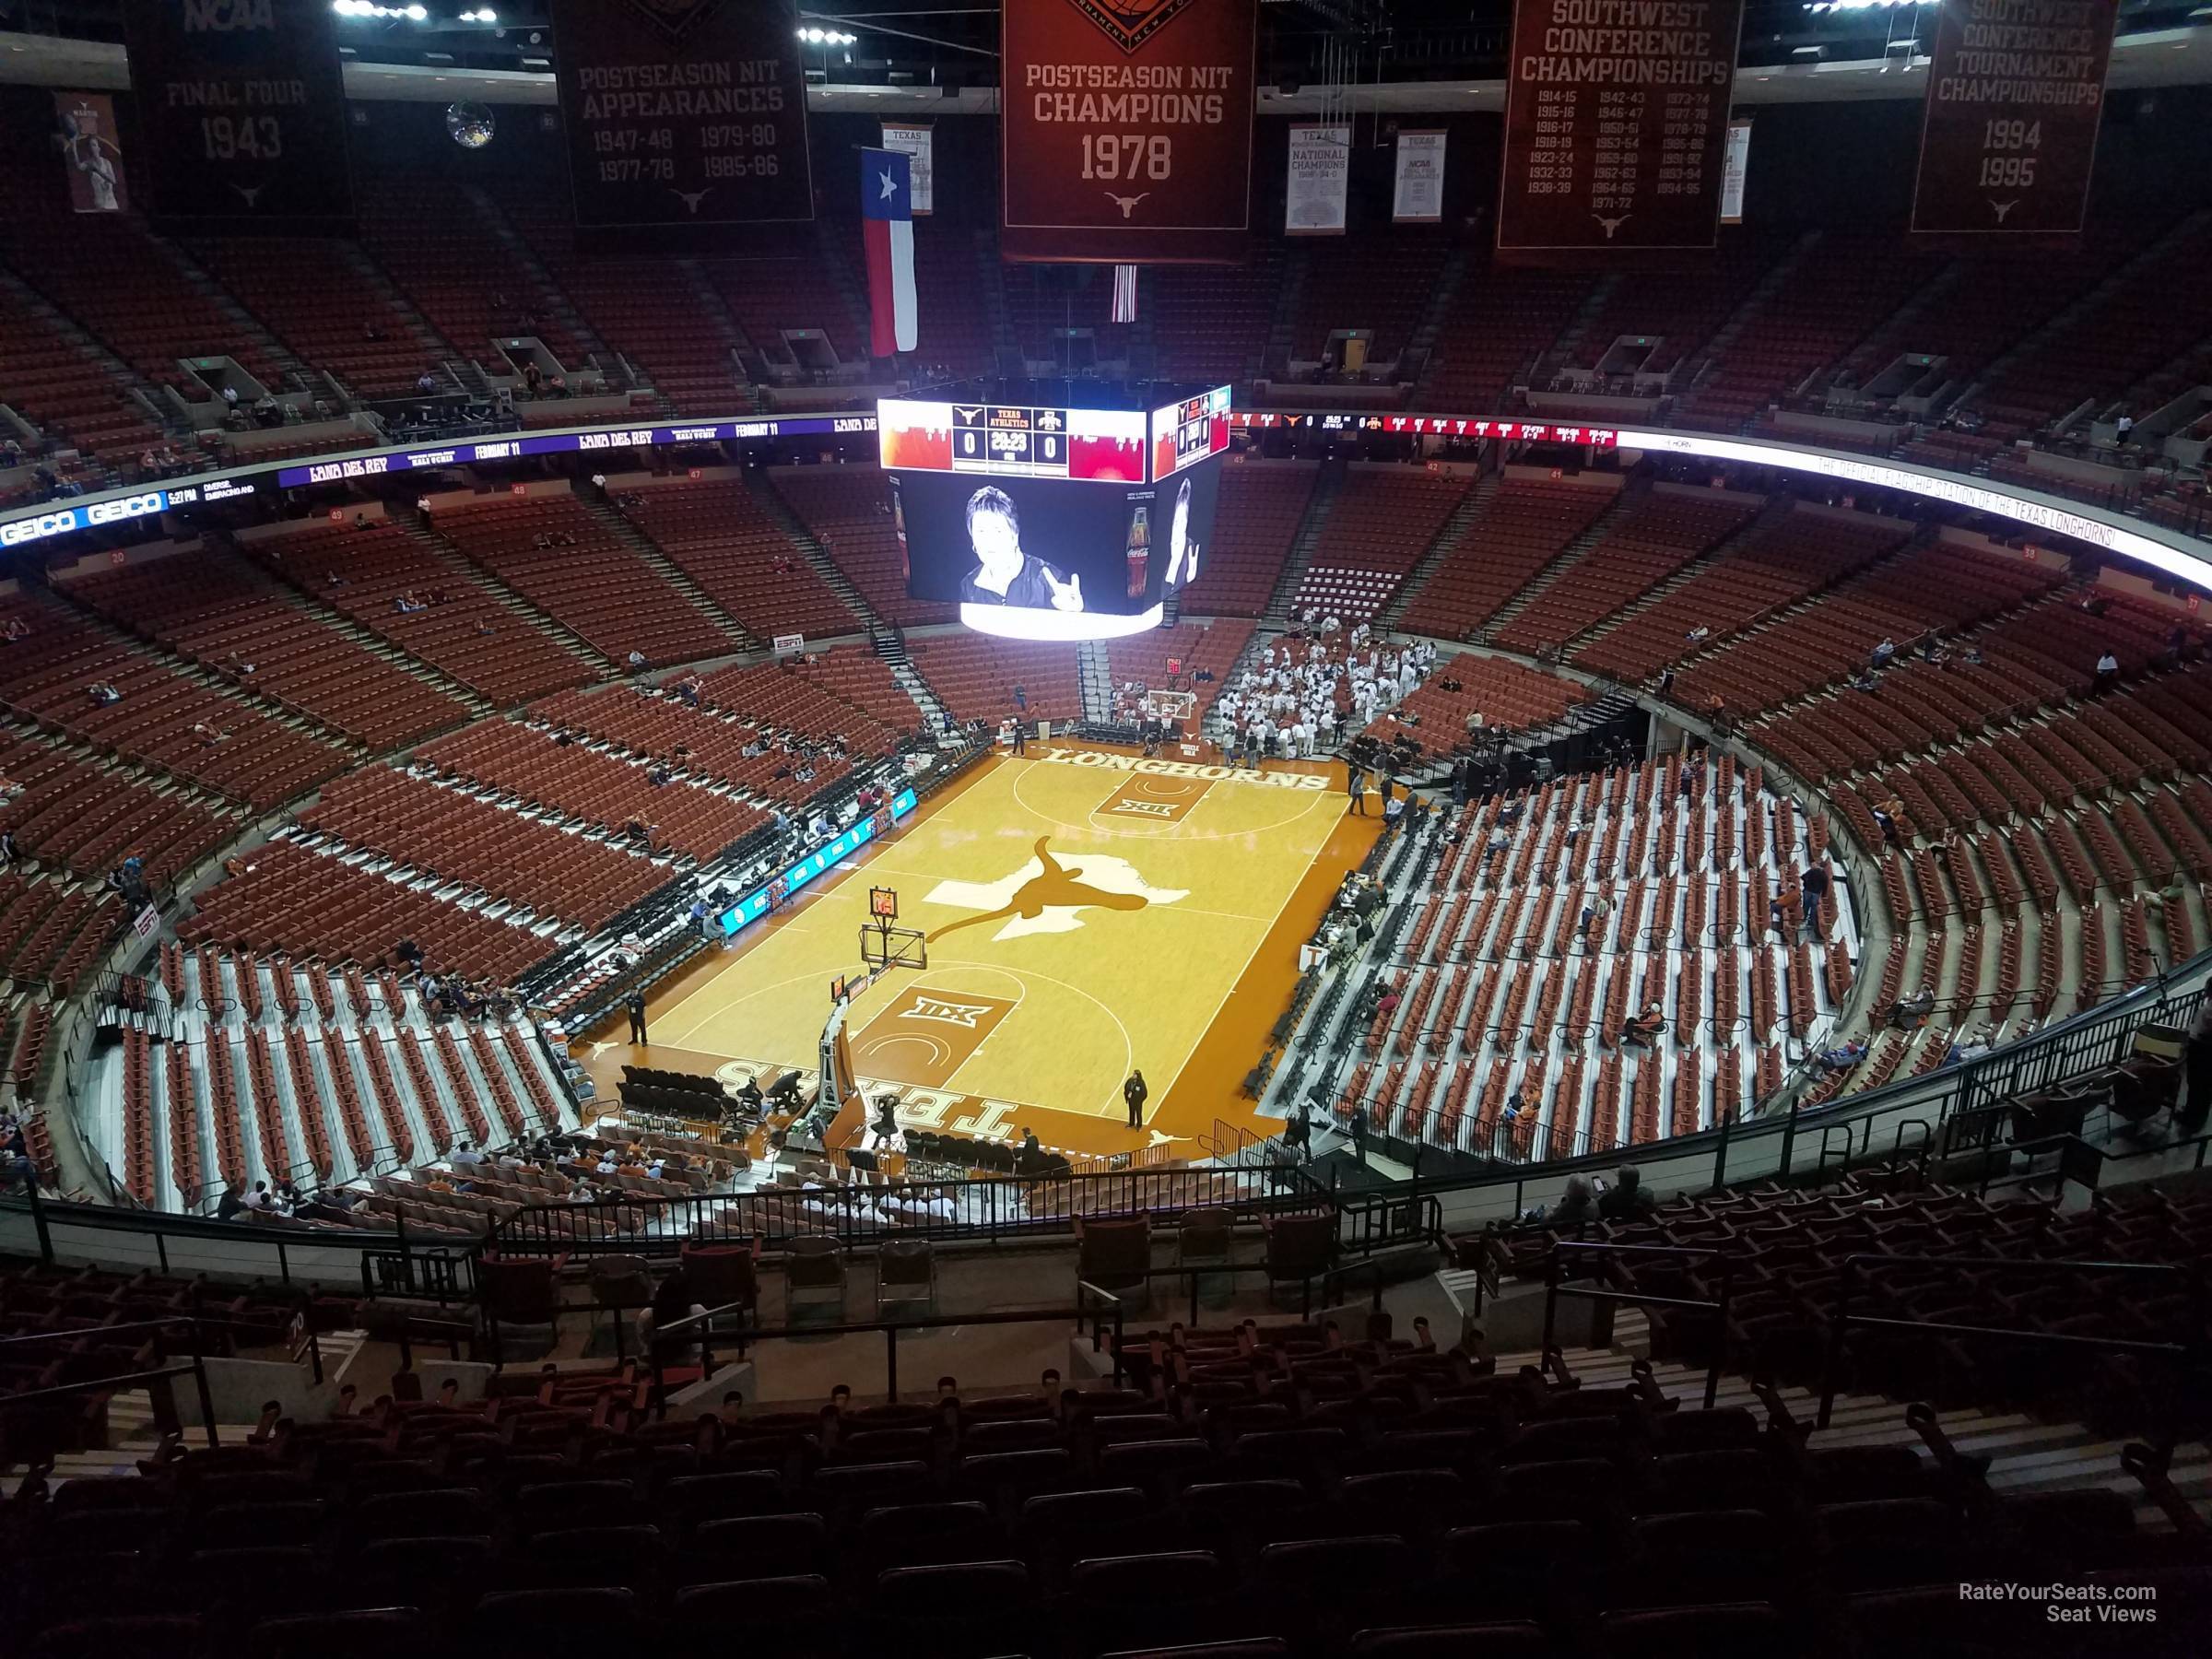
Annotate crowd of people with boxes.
[1215,621,1440,768]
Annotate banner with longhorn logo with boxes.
[1002,0,1257,264]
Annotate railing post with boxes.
[188,1317,220,1448]
[1818,1258,1857,1430]
[27,1177,53,1265]
[1541,1245,1560,1359]
[1706,1258,1734,1411]
[885,1325,899,1401]
[1710,1111,1734,1194]
[1777,1096,1801,1186]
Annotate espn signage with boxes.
[1002,0,1257,264]
[1496,0,1747,260]
[1909,0,2119,239]
[121,0,354,225]
[550,0,813,229]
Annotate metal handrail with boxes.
[641,1287,1126,1405]
[0,1313,222,1445]
[1542,1238,1738,1409]
[1818,1252,2204,1456]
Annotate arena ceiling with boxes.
[1,0,2206,100]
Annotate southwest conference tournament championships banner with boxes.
[1909,0,2119,240]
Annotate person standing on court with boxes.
[1124,1069,1148,1129]
[627,988,649,1046]
[1012,717,1029,757]
[1347,761,1368,816]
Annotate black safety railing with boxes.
[487,1167,1325,1258]
[1542,1239,1737,1409]
[0,1314,222,1448]
[1818,1253,2206,1457]
[622,1284,1126,1405]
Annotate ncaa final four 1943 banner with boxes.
[121,0,353,225]
[1002,0,1258,265]
[1909,0,2119,241]
[550,0,813,229]
[1496,0,1747,262]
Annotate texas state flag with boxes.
[861,147,917,358]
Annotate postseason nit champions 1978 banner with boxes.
[1002,0,1257,265]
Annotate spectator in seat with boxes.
[450,1139,486,1175]
[215,1180,246,1220]
[243,1181,276,1215]
[1624,1002,1665,1046]
[86,681,121,706]
[1815,1039,1870,1075]
[628,649,648,674]
[1597,1165,1655,1222]
[2093,649,2120,694]
[1549,1173,1598,1230]
[1890,984,1936,1029]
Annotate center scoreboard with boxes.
[882,386,1230,641]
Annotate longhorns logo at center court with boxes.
[1065,0,1198,54]
[924,836,1187,944]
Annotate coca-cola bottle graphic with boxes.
[1125,505,1150,600]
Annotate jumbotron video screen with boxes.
[880,386,1229,641]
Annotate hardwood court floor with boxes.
[583,743,1375,1159]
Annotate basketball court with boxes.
[587,743,1374,1159]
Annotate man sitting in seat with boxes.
[1597,1166,1656,1222]
[1623,1001,1666,1047]
[1890,984,1936,1029]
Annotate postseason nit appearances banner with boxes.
[1002,0,1257,264]
[1910,0,2119,241]
[121,0,353,225]
[1497,0,1746,262]
[551,0,813,230]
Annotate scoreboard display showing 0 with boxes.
[1002,0,1258,264]
[121,0,354,225]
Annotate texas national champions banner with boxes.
[1909,0,2119,241]
[1002,0,1258,264]
[551,0,813,229]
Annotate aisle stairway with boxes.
[1489,1309,2212,1529]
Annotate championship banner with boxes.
[1285,124,1350,236]
[550,0,813,229]
[120,0,353,224]
[54,92,126,215]
[1719,118,1751,225]
[1909,0,2118,240]
[1002,0,1257,265]
[882,120,935,215]
[1392,129,1447,224]
[1496,0,1747,261]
